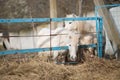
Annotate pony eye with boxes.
[69,22,72,24]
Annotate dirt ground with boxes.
[0,53,120,80]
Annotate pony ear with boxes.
[66,13,77,17]
[72,13,77,18]
[66,14,72,17]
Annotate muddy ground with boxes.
[0,53,120,80]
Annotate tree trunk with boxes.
[50,0,57,29]
[78,0,83,16]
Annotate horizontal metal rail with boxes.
[0,17,100,23]
[96,4,120,9]
[0,44,96,55]
[95,4,120,16]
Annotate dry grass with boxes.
[0,53,120,80]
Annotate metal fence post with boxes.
[97,17,103,58]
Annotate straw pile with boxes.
[0,53,120,80]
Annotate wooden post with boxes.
[50,0,57,29]
[94,0,120,60]
[78,0,83,16]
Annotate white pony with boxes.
[64,14,97,57]
[37,27,80,62]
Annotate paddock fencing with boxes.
[95,4,120,59]
[0,17,103,59]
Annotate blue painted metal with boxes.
[0,18,50,23]
[95,3,104,58]
[51,17,98,22]
[0,46,68,55]
[0,17,99,23]
[95,4,120,17]
[96,16,99,57]
[0,44,96,55]
[97,18,103,58]
[96,4,120,9]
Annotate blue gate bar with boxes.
[0,18,50,23]
[0,44,96,55]
[96,17,103,58]
[0,17,100,23]
[98,18,103,58]
[52,17,98,22]
[96,4,120,9]
[95,4,120,17]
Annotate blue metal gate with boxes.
[95,4,120,58]
[0,17,103,58]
